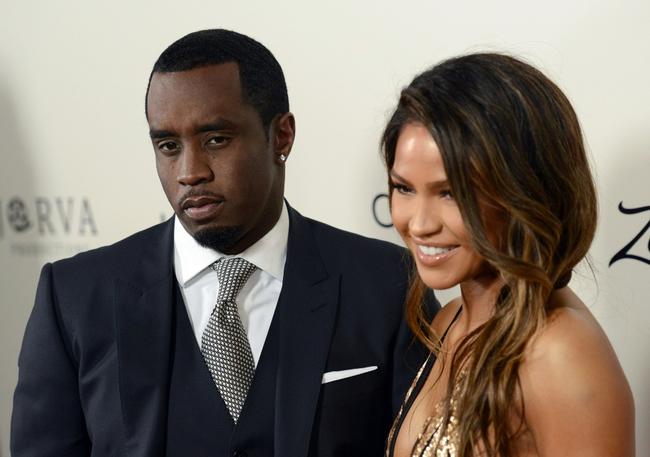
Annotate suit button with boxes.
[233,451,248,457]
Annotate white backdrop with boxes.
[1,1,648,455]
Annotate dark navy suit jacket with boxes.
[12,205,436,456]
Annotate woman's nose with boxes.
[409,198,442,238]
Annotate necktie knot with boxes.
[212,257,257,303]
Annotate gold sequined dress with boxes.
[386,310,462,457]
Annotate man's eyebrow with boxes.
[149,129,175,140]
[196,120,236,133]
[149,120,237,140]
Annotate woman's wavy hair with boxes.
[382,53,597,456]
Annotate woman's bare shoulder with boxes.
[518,288,635,456]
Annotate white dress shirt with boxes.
[173,203,289,366]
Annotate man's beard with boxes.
[193,226,243,253]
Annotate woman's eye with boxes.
[393,183,412,195]
[440,189,454,199]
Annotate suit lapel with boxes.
[275,207,340,457]
[115,219,175,457]
[114,210,341,456]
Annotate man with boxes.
[12,29,436,456]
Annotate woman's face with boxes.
[390,123,489,290]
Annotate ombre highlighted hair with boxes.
[382,53,597,456]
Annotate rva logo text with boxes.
[0,197,98,238]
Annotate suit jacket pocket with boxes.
[309,368,391,456]
[317,367,384,409]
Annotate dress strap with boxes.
[439,304,463,342]
[386,302,463,456]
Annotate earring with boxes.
[279,154,287,162]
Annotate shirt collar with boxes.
[174,202,289,286]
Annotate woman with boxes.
[382,53,634,456]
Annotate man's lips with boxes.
[180,196,223,210]
[180,196,224,221]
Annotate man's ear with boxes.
[272,112,295,164]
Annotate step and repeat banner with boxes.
[2,1,649,455]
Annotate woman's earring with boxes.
[279,154,287,162]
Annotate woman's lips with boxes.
[415,243,459,267]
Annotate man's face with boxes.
[147,63,293,254]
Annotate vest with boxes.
[166,284,280,457]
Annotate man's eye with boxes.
[207,135,230,147]
[158,141,179,153]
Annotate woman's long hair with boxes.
[382,53,597,456]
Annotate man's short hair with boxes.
[146,29,289,132]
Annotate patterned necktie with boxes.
[201,257,257,423]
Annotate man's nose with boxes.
[177,144,213,186]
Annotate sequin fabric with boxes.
[386,356,430,457]
[410,383,462,456]
[386,357,463,457]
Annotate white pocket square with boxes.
[321,366,378,384]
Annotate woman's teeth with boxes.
[418,245,456,256]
